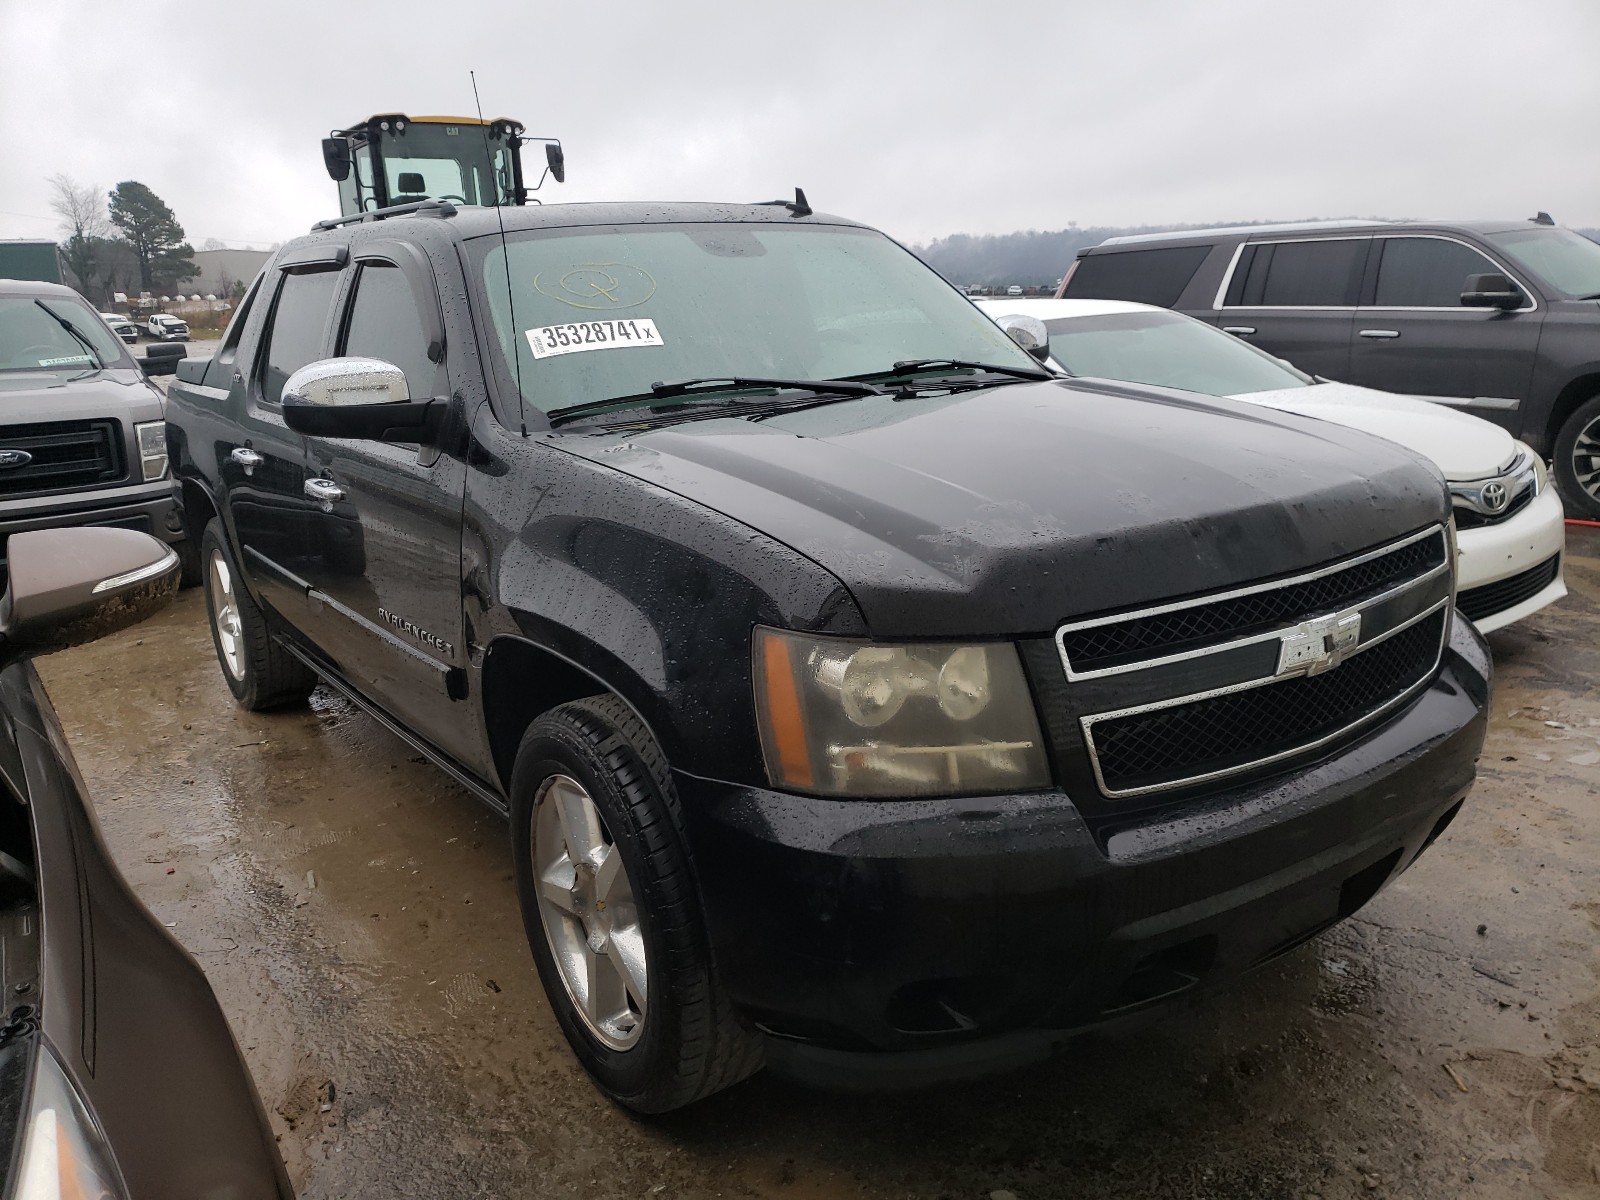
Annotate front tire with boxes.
[1553,393,1600,519]
[510,695,761,1112]
[200,518,316,711]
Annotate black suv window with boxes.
[1228,239,1367,307]
[1371,237,1502,308]
[1065,245,1212,307]
[340,263,435,399]
[260,268,340,405]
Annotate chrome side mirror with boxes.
[280,358,441,444]
[0,528,179,659]
[283,357,410,408]
[995,314,1051,362]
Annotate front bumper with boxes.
[679,615,1490,1087]
[0,482,185,562]
[1456,484,1567,633]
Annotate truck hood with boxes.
[1231,380,1518,481]
[560,378,1448,637]
[0,369,163,424]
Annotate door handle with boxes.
[304,477,346,511]
[1222,326,1256,335]
[229,446,263,475]
[1358,329,1401,339]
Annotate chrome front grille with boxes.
[1058,526,1452,799]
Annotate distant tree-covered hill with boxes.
[913,223,1600,290]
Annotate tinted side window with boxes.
[1064,245,1213,308]
[260,268,340,405]
[340,263,435,398]
[1372,237,1499,307]
[1233,239,1367,307]
[214,273,262,369]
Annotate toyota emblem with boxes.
[1480,481,1509,512]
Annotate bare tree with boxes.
[201,237,227,251]
[48,174,110,299]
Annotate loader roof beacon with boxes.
[320,113,566,220]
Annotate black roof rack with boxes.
[312,197,458,233]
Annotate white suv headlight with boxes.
[752,628,1050,797]
[134,421,168,482]
[14,1047,130,1200]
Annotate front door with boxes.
[1347,234,1543,436]
[1213,236,1372,381]
[294,250,473,763]
[224,263,344,618]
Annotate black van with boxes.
[1059,217,1600,517]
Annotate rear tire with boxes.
[200,518,316,711]
[1553,393,1600,519]
[510,695,762,1112]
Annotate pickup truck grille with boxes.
[1086,609,1446,796]
[1047,525,1453,801]
[1057,531,1447,676]
[0,420,125,496]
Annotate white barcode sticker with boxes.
[525,318,664,359]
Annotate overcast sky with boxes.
[2,0,1597,251]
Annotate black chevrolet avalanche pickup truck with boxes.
[166,200,1490,1112]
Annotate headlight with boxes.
[752,628,1050,797]
[135,421,168,481]
[14,1046,130,1199]
[1513,440,1548,494]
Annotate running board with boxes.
[276,638,509,819]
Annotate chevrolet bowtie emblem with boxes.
[1276,610,1363,678]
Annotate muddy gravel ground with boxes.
[36,526,1600,1200]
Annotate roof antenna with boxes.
[472,69,527,437]
[1532,211,1555,226]
[758,187,811,218]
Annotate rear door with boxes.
[1214,237,1370,380]
[295,244,473,761]
[1347,234,1542,433]
[224,250,346,618]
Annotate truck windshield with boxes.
[1043,310,1311,397]
[475,223,1036,416]
[0,297,126,374]
[1485,227,1600,299]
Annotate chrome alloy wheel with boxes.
[532,774,647,1050]
[208,550,245,680]
[1573,413,1600,502]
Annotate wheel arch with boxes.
[1543,370,1600,454]
[481,634,672,795]
[177,476,219,546]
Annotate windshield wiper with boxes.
[1575,292,1600,301]
[32,301,103,370]
[848,359,1055,385]
[546,377,884,428]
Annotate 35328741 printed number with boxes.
[525,318,664,359]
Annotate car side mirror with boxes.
[995,314,1052,362]
[322,137,352,182]
[0,528,179,662]
[280,357,443,444]
[545,142,566,184]
[1461,272,1524,310]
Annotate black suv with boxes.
[167,200,1489,1111]
[1059,217,1600,517]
